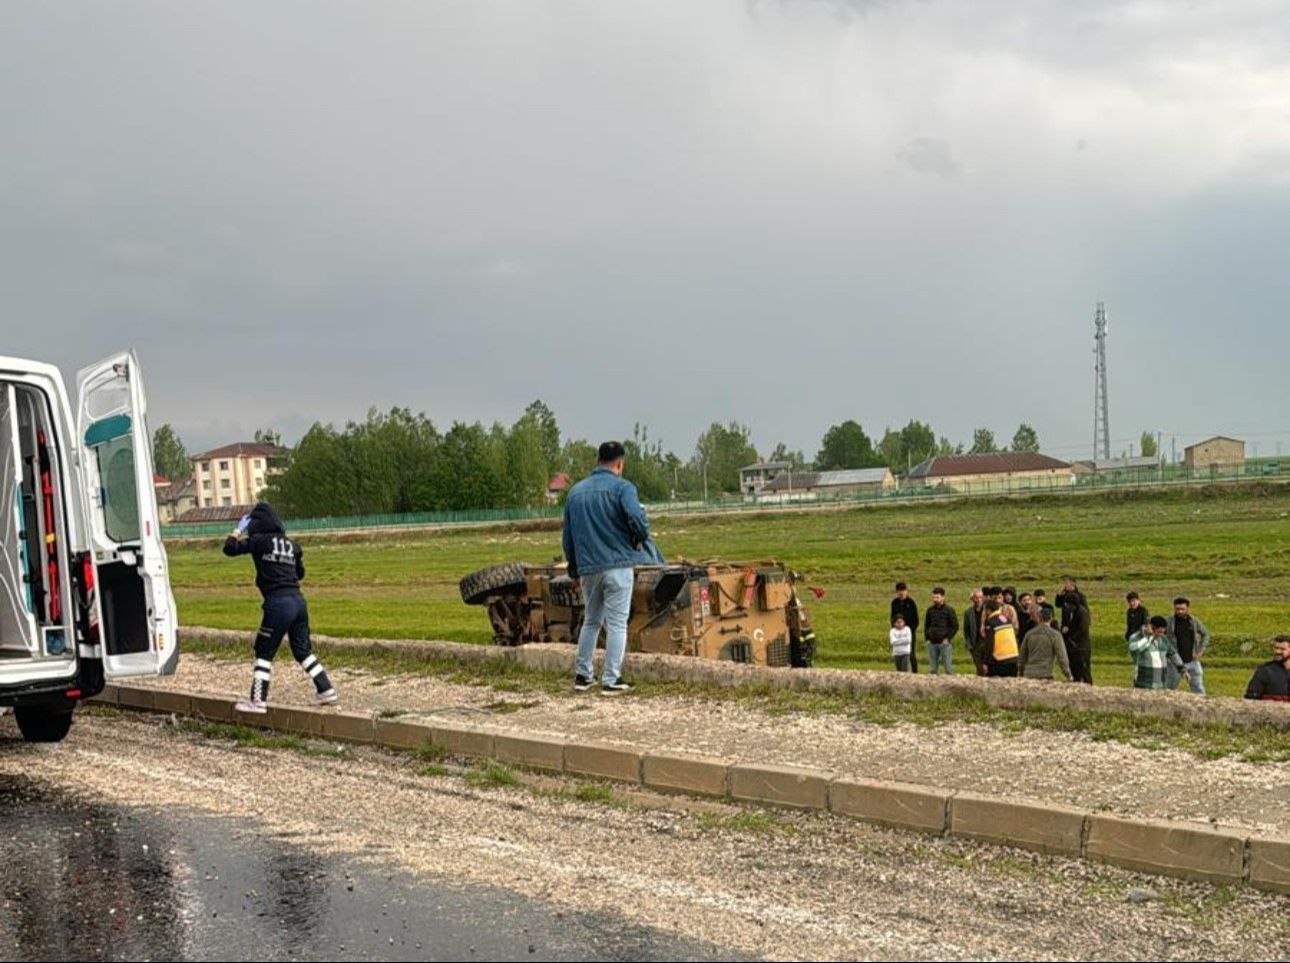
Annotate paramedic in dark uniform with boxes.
[223,502,338,713]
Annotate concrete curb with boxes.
[97,682,1289,895]
[178,625,1290,731]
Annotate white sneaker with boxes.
[234,699,268,714]
[314,688,339,705]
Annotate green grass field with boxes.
[167,484,1290,698]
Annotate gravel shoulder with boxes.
[137,655,1290,834]
[3,711,1286,962]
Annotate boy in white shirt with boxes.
[890,615,913,672]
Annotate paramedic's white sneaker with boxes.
[234,698,268,714]
[314,688,339,705]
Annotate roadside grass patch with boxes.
[176,718,351,758]
[412,743,450,763]
[695,809,795,836]
[572,783,619,805]
[465,759,521,789]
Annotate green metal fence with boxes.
[161,459,1285,539]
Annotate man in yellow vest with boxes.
[983,599,1019,678]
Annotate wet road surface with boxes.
[0,774,744,962]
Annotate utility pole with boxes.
[1092,302,1111,460]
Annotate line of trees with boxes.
[152,408,1103,516]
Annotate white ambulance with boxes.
[0,351,177,741]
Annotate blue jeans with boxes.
[575,568,634,685]
[928,641,954,674]
[1169,659,1206,695]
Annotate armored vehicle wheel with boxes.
[459,562,528,605]
[14,706,74,743]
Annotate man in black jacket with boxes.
[923,586,959,675]
[891,582,920,673]
[1125,591,1149,642]
[962,589,987,676]
[223,502,338,713]
[1244,636,1290,701]
[1056,576,1093,684]
[1033,589,1055,626]
[1017,591,1036,641]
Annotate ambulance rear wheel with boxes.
[14,706,74,743]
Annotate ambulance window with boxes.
[97,435,141,542]
[85,381,130,422]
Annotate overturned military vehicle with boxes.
[459,559,818,668]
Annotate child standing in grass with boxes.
[890,615,913,672]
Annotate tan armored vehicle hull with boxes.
[460,560,818,668]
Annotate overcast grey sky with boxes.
[3,1,1288,462]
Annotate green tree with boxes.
[262,408,442,516]
[624,424,675,503]
[560,439,599,480]
[523,399,561,470]
[507,410,552,507]
[261,423,351,517]
[151,424,189,480]
[877,420,939,473]
[370,407,440,512]
[898,420,937,467]
[815,420,880,470]
[254,427,282,447]
[691,421,758,496]
[432,422,510,510]
[769,442,808,470]
[970,427,999,454]
[1011,423,1040,453]
[1140,432,1158,458]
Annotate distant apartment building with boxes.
[190,442,286,508]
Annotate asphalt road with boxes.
[0,712,1285,962]
[0,773,742,963]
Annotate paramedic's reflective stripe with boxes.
[255,659,273,670]
[78,644,101,659]
[302,654,325,678]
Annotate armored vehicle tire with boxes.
[14,706,74,743]
[460,562,528,605]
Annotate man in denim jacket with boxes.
[562,441,663,694]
